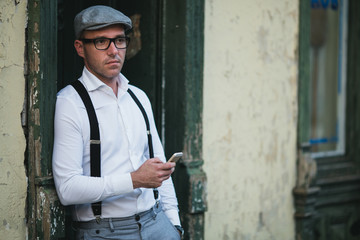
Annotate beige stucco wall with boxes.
[203,0,299,239]
[0,0,28,239]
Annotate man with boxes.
[52,5,183,239]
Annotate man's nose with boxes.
[107,41,118,54]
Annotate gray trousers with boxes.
[74,203,181,240]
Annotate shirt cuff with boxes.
[105,173,133,196]
[163,209,181,226]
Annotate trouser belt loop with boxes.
[109,218,115,232]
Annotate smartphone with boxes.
[167,152,183,163]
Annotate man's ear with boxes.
[74,40,85,58]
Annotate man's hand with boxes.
[131,158,175,189]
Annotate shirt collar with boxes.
[80,67,130,93]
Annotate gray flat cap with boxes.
[74,5,132,39]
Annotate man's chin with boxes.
[106,67,122,75]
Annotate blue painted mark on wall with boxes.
[311,0,338,10]
[309,136,338,145]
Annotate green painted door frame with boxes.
[162,2,207,239]
[294,0,360,239]
[27,0,65,239]
[26,0,206,239]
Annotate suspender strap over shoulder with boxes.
[71,81,102,218]
[127,89,154,158]
[71,81,159,220]
[127,88,158,200]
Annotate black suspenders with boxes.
[71,81,102,217]
[71,80,159,220]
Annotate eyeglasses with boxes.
[80,37,130,50]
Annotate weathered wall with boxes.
[0,0,28,239]
[203,0,299,239]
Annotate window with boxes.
[309,0,348,157]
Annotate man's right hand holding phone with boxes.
[131,157,175,189]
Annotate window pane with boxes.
[309,0,347,155]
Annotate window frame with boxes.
[299,0,349,159]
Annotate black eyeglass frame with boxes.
[80,36,130,50]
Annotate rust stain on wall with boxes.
[32,41,40,74]
[37,187,66,239]
[34,138,41,176]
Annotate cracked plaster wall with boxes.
[0,0,28,239]
[203,0,299,239]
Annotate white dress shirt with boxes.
[52,68,180,225]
